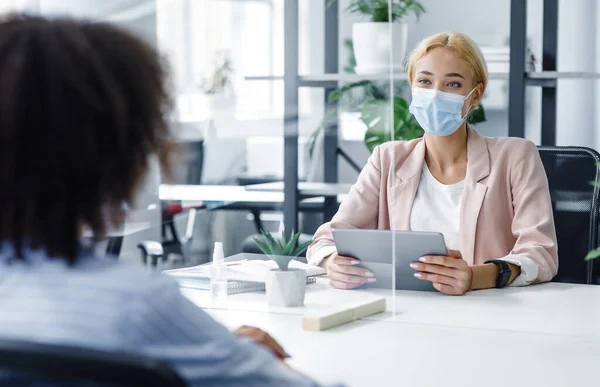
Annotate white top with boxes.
[409,164,538,287]
[410,164,464,250]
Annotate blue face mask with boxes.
[409,87,476,137]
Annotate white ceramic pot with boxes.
[265,269,306,307]
[352,22,408,74]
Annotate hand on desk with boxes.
[410,249,473,296]
[324,253,376,289]
[235,325,290,360]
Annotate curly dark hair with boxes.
[0,15,174,263]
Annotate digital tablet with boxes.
[332,229,448,291]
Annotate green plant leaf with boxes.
[284,231,301,256]
[364,130,392,153]
[467,103,486,124]
[361,96,424,152]
[345,0,426,23]
[585,249,600,261]
[261,230,279,254]
[293,240,312,257]
[328,80,371,104]
[342,38,356,73]
[280,231,288,250]
[253,237,271,256]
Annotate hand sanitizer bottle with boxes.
[210,242,227,302]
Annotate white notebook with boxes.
[163,254,325,294]
[175,276,317,295]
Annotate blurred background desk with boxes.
[159,184,347,232]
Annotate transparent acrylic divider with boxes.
[388,0,397,320]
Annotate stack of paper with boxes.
[163,258,326,284]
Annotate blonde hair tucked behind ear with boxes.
[406,32,488,94]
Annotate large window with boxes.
[157,0,285,122]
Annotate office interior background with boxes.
[2,0,599,267]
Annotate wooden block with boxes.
[302,297,386,331]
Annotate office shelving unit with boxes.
[280,0,600,233]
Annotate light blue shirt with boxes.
[0,246,321,386]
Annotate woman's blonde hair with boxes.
[406,32,488,93]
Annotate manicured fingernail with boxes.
[350,260,361,265]
[409,263,419,269]
[367,278,377,283]
[365,271,375,277]
[414,272,423,279]
[418,257,427,262]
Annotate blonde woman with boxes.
[308,32,558,295]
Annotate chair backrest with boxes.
[166,139,205,185]
[183,139,205,185]
[0,339,186,387]
[537,146,600,284]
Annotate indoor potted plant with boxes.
[253,230,312,307]
[334,0,426,74]
[199,50,235,118]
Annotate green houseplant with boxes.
[253,230,311,307]
[330,0,425,74]
[253,229,311,270]
[343,0,426,22]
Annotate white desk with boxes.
[207,308,599,387]
[181,279,600,386]
[246,182,352,197]
[159,184,284,203]
[159,184,348,203]
[158,184,346,216]
[182,278,600,337]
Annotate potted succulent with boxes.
[253,230,312,307]
[331,0,426,74]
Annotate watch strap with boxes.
[484,259,512,288]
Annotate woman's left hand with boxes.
[410,249,473,295]
[235,325,290,360]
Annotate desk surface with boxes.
[184,280,600,386]
[207,308,599,387]
[159,184,347,206]
[159,184,283,202]
[182,278,600,337]
[246,182,352,196]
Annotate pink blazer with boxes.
[308,128,559,283]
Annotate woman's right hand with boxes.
[324,253,376,289]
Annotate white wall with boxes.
[556,0,596,147]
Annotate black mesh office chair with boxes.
[0,339,186,386]
[538,146,600,284]
[139,140,205,267]
[161,140,204,257]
